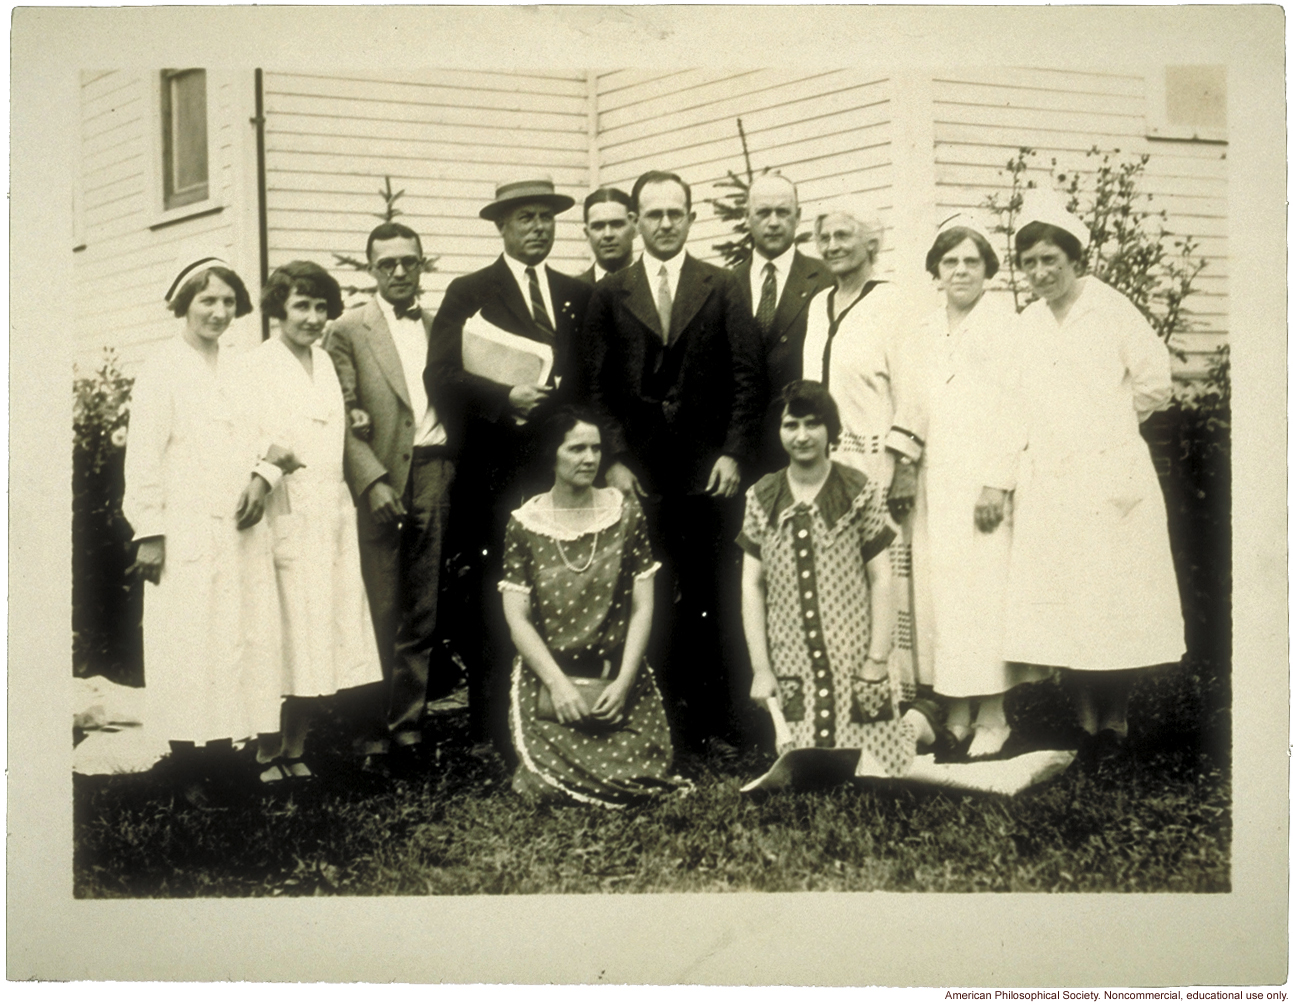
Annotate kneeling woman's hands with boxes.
[549,676,594,725]
[590,678,631,725]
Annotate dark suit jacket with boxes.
[584,254,762,496]
[732,249,833,475]
[575,265,598,286]
[425,256,592,512]
[325,298,446,502]
[425,255,592,443]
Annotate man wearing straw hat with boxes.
[426,175,592,755]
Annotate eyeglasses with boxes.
[372,256,423,276]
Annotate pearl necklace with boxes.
[548,494,600,573]
[555,529,599,574]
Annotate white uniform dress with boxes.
[888,294,1048,697]
[122,337,284,744]
[1003,277,1184,670]
[802,280,924,694]
[235,338,382,698]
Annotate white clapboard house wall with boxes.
[74,66,1226,377]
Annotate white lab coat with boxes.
[1002,277,1184,670]
[234,338,382,698]
[122,337,284,743]
[889,294,1046,697]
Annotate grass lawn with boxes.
[74,675,1230,898]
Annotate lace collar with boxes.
[512,486,625,541]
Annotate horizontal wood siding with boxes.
[261,71,594,307]
[594,70,895,269]
[73,70,255,373]
[930,68,1227,377]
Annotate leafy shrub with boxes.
[73,349,142,685]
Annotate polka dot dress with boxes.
[738,463,914,778]
[499,488,684,807]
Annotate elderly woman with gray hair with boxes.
[801,200,922,704]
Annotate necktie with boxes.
[755,260,777,336]
[656,264,673,343]
[526,266,555,341]
[394,302,422,321]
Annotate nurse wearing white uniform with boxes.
[1002,190,1184,769]
[886,215,1049,758]
[123,259,287,773]
[241,261,383,783]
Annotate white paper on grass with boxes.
[740,746,1074,796]
[462,315,553,388]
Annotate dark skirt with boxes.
[508,656,686,807]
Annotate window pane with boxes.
[1165,66,1226,130]
[162,69,209,209]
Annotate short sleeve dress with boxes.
[737,462,919,778]
[802,281,923,698]
[498,487,685,806]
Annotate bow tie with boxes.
[393,303,422,321]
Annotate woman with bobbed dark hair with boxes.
[1002,189,1184,772]
[498,405,685,805]
[236,260,382,784]
[123,258,288,780]
[887,214,1047,759]
[739,380,950,786]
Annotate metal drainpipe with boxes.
[251,68,270,341]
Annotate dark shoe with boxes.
[904,698,959,761]
[1066,731,1098,776]
[1093,729,1128,770]
[359,753,395,781]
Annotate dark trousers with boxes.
[648,490,750,752]
[351,453,455,754]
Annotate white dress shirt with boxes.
[501,253,556,330]
[376,295,446,447]
[641,248,687,325]
[748,243,797,312]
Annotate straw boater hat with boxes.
[1015,185,1091,249]
[479,175,575,222]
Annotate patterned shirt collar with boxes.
[756,461,870,532]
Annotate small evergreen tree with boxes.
[332,176,438,305]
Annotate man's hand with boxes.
[888,458,918,522]
[348,409,373,442]
[507,384,550,420]
[974,487,1007,533]
[128,537,165,585]
[705,455,741,498]
[605,461,645,499]
[366,479,406,528]
[235,474,271,530]
[264,443,305,475]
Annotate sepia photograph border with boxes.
[8,3,1288,987]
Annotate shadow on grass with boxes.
[74,675,1230,898]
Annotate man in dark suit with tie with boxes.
[326,221,457,773]
[426,176,593,754]
[732,174,833,478]
[576,187,636,285]
[584,170,762,753]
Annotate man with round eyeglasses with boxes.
[325,221,458,775]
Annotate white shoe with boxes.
[968,724,1010,759]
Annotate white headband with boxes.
[165,257,233,305]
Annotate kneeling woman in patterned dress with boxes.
[740,381,944,784]
[499,406,686,806]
